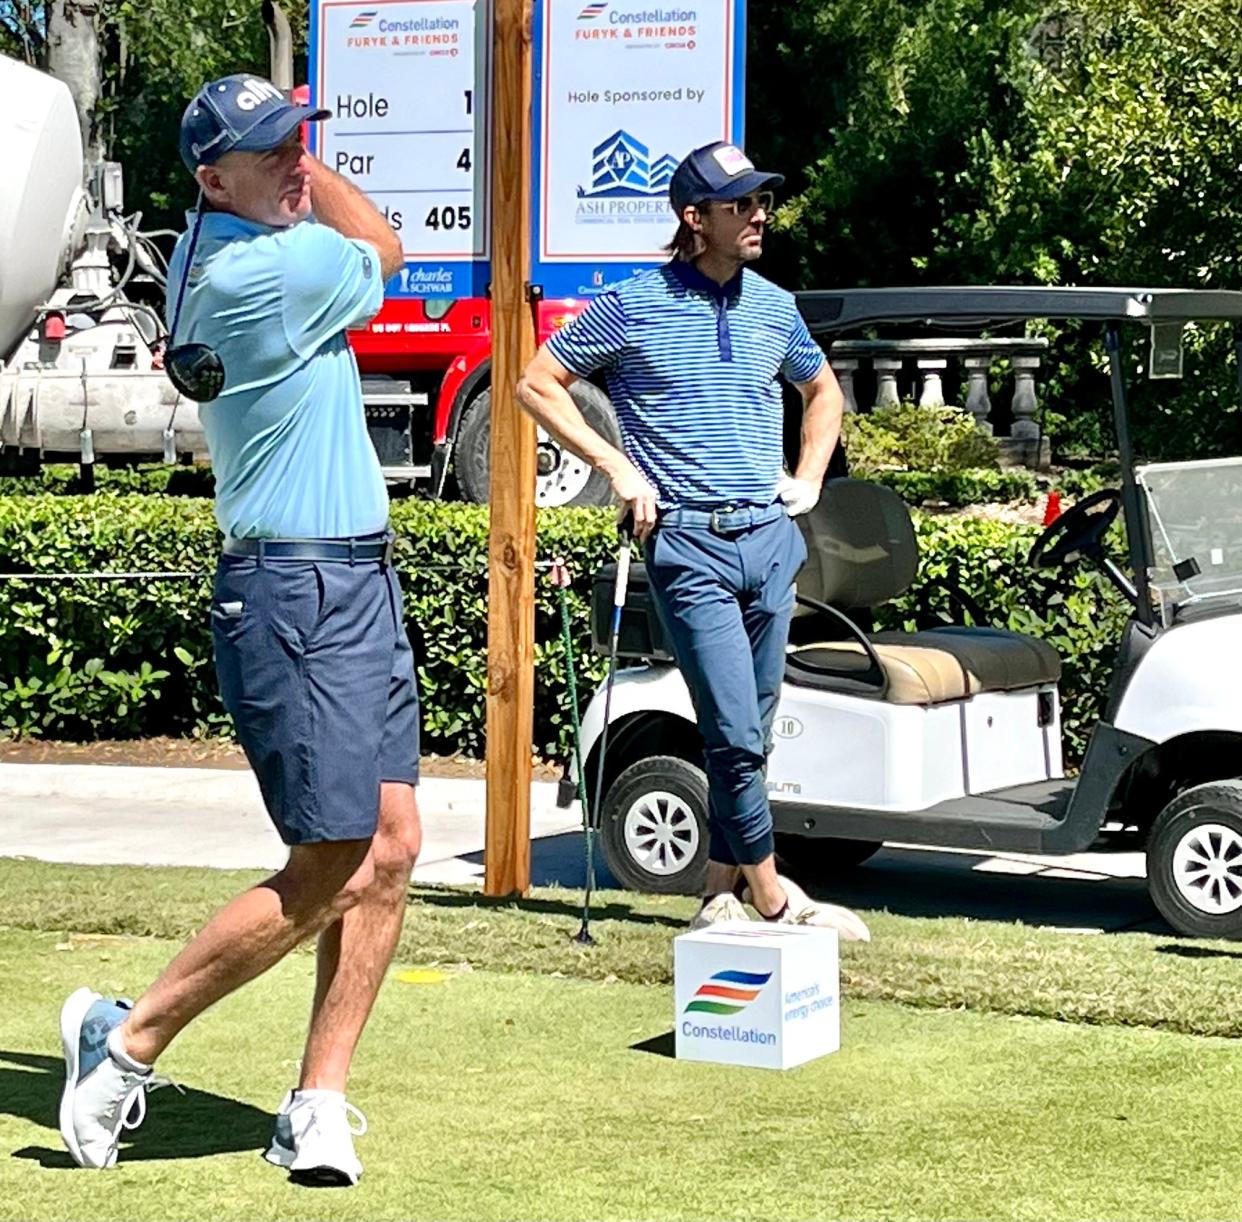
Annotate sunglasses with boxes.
[711,191,775,217]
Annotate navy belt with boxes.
[222,531,394,564]
[659,502,786,536]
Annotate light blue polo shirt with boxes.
[166,211,388,539]
[545,260,825,509]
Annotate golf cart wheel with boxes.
[1147,781,1242,938]
[455,384,619,508]
[600,756,709,896]
[775,834,882,883]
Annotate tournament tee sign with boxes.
[309,0,745,301]
[309,0,492,298]
[530,0,747,299]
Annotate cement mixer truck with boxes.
[0,52,200,477]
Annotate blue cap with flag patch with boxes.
[179,74,330,172]
[668,141,784,212]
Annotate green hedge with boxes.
[0,495,1127,764]
[870,467,1039,507]
[0,464,217,498]
[3,458,1041,508]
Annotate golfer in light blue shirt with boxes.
[59,72,422,1188]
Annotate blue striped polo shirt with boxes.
[545,259,824,508]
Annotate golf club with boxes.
[164,192,226,403]
[575,511,635,946]
[550,557,595,943]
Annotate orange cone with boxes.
[1043,491,1063,526]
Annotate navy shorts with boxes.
[211,553,420,845]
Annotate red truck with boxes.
[347,294,620,508]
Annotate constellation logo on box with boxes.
[683,969,771,1017]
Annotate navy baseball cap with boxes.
[668,141,784,212]
[179,73,330,172]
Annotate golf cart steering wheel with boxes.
[1029,488,1123,570]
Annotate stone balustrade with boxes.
[827,337,1051,468]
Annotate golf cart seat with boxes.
[787,479,1061,704]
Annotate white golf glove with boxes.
[775,476,820,518]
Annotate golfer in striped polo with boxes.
[518,142,870,940]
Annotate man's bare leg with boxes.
[739,854,871,939]
[116,839,375,1066]
[704,860,740,898]
[298,782,421,1092]
[739,855,785,916]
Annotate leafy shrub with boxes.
[0,494,1131,765]
[844,403,1000,474]
[872,467,1038,507]
[0,464,216,498]
[840,403,1030,505]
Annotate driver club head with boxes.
[166,342,225,402]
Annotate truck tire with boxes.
[1147,780,1242,938]
[455,383,620,508]
[600,756,709,896]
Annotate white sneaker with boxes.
[265,1089,366,1186]
[59,987,152,1169]
[689,892,752,930]
[744,875,872,942]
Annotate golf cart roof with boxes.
[796,286,1242,334]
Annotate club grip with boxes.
[613,543,632,610]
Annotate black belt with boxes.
[222,531,394,564]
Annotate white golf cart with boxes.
[560,287,1242,939]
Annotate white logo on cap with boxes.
[712,145,754,177]
[235,77,283,112]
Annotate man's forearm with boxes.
[794,380,844,485]
[306,157,403,280]
[516,373,631,481]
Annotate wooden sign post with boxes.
[484,0,537,896]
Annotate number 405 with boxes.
[425,205,472,231]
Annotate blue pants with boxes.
[645,506,806,866]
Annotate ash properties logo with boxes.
[579,130,678,199]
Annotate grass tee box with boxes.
[674,924,839,1070]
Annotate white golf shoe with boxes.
[59,987,152,1169]
[265,1089,367,1186]
[689,892,752,930]
[743,875,871,941]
